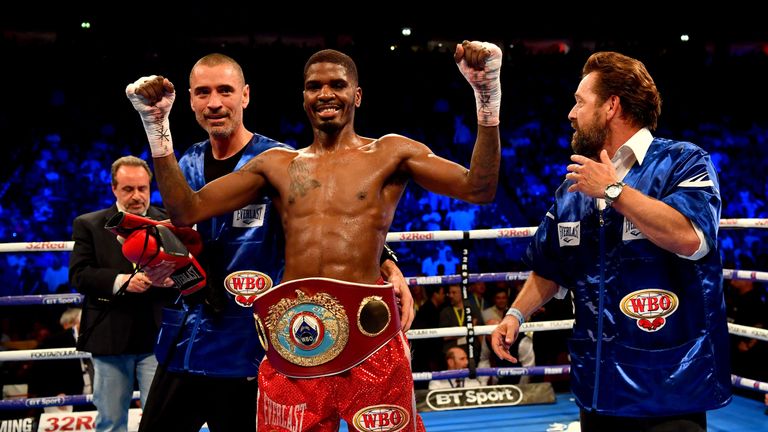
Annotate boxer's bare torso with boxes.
[152,46,500,285]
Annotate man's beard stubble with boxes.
[570,123,607,160]
[210,125,235,140]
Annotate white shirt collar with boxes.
[613,128,653,166]
[597,128,653,210]
[611,128,653,182]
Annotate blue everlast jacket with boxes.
[525,137,732,416]
[154,133,291,377]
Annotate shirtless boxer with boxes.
[126,40,502,432]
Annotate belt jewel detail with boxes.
[357,296,391,337]
[267,289,349,366]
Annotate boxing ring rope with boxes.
[0,391,140,411]
[4,269,768,307]
[1,218,767,410]
[0,217,764,254]
[2,319,767,364]
[0,241,73,253]
[0,293,84,307]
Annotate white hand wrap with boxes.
[457,42,502,127]
[126,75,176,158]
[505,307,525,325]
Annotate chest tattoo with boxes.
[288,159,320,201]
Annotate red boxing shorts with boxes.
[258,333,424,432]
[254,277,424,431]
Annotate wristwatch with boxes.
[604,181,625,206]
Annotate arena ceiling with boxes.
[3,6,767,48]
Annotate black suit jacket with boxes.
[69,205,177,356]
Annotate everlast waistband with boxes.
[253,277,401,378]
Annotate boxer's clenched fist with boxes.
[455,41,502,127]
[126,75,176,157]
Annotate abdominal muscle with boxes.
[280,212,386,284]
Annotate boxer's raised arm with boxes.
[399,41,502,204]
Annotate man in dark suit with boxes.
[69,156,176,432]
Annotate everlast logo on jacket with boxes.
[557,222,580,247]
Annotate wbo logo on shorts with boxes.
[353,405,409,432]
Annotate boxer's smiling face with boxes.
[112,165,150,215]
[303,62,361,134]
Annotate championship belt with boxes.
[253,277,401,378]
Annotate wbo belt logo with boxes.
[620,289,679,332]
[225,270,273,307]
[290,311,325,350]
[267,290,349,367]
